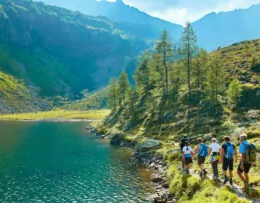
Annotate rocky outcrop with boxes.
[137,139,161,152]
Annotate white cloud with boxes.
[122,0,260,25]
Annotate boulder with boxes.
[152,175,163,183]
[137,139,161,152]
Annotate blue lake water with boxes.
[0,121,154,202]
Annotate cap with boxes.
[211,138,217,141]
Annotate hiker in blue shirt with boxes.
[237,134,252,189]
[220,136,237,185]
[194,138,208,177]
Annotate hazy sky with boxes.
[118,0,260,25]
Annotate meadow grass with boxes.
[0,109,110,120]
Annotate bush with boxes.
[247,130,260,139]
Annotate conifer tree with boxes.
[193,49,208,93]
[118,70,130,103]
[108,78,119,109]
[155,30,174,95]
[135,52,150,92]
[206,57,226,107]
[180,22,197,97]
[227,78,242,109]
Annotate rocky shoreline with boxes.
[89,128,176,203]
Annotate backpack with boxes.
[244,143,256,164]
[224,143,234,159]
[180,138,189,149]
[199,143,208,157]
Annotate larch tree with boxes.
[206,57,226,108]
[193,49,208,93]
[179,22,197,98]
[118,70,130,104]
[227,78,242,109]
[108,78,119,109]
[155,30,174,95]
[135,52,151,93]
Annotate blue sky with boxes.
[120,0,260,25]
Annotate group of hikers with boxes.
[180,134,256,189]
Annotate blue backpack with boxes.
[199,144,208,157]
[224,143,234,159]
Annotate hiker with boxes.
[220,136,237,185]
[237,134,253,189]
[194,137,208,177]
[180,136,189,169]
[208,138,221,180]
[182,141,193,174]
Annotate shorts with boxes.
[185,157,192,165]
[238,162,251,173]
[223,157,233,171]
[198,156,206,165]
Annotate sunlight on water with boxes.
[0,121,154,202]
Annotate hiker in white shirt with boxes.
[208,138,221,180]
[182,141,193,174]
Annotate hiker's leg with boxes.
[244,172,249,183]
[216,162,219,177]
[212,162,218,177]
[187,164,190,170]
[229,170,233,179]
[237,170,246,182]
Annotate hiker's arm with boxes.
[208,147,212,156]
[194,145,199,155]
[234,147,238,162]
[219,148,224,163]
[240,153,245,170]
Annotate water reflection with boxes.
[0,121,154,202]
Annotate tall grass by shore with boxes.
[0,110,110,120]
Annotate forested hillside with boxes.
[96,26,260,201]
[0,0,146,97]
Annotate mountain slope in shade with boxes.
[0,0,147,97]
[193,4,260,51]
[0,70,51,113]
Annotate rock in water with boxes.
[137,139,161,152]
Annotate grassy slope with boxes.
[0,109,110,120]
[0,70,51,113]
[64,88,109,110]
[97,39,260,202]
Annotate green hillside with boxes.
[0,0,146,97]
[0,70,51,113]
[96,37,260,202]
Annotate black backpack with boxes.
[180,138,189,149]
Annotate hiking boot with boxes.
[229,179,233,186]
[212,176,218,181]
[186,169,190,175]
[223,176,229,184]
[243,181,249,190]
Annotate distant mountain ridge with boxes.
[39,0,183,41]
[40,0,260,51]
[193,4,260,50]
